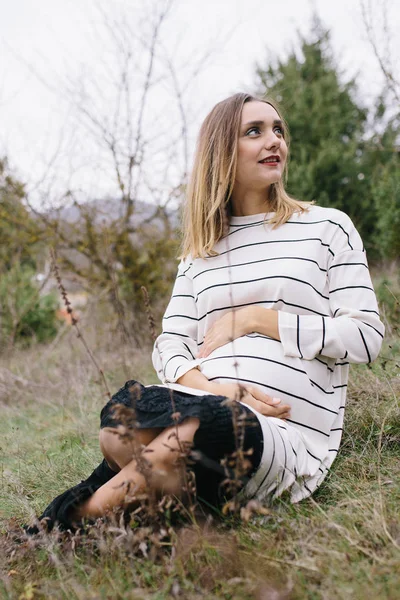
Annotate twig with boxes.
[142,285,197,510]
[126,0,174,225]
[360,0,400,104]
[103,228,139,355]
[141,286,157,343]
[50,247,111,399]
[222,208,249,508]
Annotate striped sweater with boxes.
[152,205,384,499]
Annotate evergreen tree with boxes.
[0,158,58,349]
[255,18,376,248]
[366,113,400,260]
[0,158,40,272]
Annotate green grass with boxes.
[0,278,399,599]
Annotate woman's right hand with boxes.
[207,382,291,420]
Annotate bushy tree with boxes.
[0,264,59,349]
[51,201,180,337]
[0,159,59,350]
[0,158,41,272]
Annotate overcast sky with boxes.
[1,0,399,207]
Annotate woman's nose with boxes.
[264,132,281,150]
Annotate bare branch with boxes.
[360,0,400,104]
[127,0,174,223]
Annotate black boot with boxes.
[24,459,117,534]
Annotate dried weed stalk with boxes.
[50,247,111,400]
[141,286,198,511]
[219,208,253,513]
[141,285,157,342]
[110,382,159,515]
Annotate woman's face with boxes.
[235,100,288,192]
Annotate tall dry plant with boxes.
[50,247,111,400]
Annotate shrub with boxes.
[371,161,400,261]
[0,264,59,350]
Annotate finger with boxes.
[269,410,291,420]
[270,397,282,405]
[277,407,291,417]
[249,397,280,417]
[199,343,213,358]
[200,334,227,358]
[273,404,291,416]
[250,387,280,405]
[279,412,291,421]
[198,340,213,357]
[276,408,291,419]
[259,394,282,406]
[264,403,291,418]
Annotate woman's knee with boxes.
[99,427,117,454]
[145,417,200,468]
[99,426,164,470]
[99,427,123,470]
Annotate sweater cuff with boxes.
[164,359,202,384]
[279,311,331,360]
[278,311,302,358]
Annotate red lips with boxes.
[259,155,280,163]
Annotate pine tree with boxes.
[366,113,400,260]
[255,17,376,248]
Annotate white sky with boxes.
[1,0,399,207]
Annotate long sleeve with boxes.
[278,214,385,364]
[152,258,201,383]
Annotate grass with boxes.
[0,271,399,599]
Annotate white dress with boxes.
[152,206,384,502]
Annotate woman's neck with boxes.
[230,186,272,216]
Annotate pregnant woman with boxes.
[27,93,384,531]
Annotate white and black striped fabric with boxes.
[152,206,384,502]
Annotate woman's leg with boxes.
[99,426,164,471]
[75,417,200,520]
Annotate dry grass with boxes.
[0,273,399,599]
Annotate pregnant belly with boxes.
[198,334,340,448]
[199,334,335,405]
[199,335,303,400]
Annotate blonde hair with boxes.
[181,92,312,259]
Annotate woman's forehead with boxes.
[241,101,280,124]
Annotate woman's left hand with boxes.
[197,308,250,358]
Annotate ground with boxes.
[0,271,399,599]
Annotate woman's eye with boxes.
[245,125,284,137]
[246,127,260,136]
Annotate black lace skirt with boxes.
[100,380,264,507]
